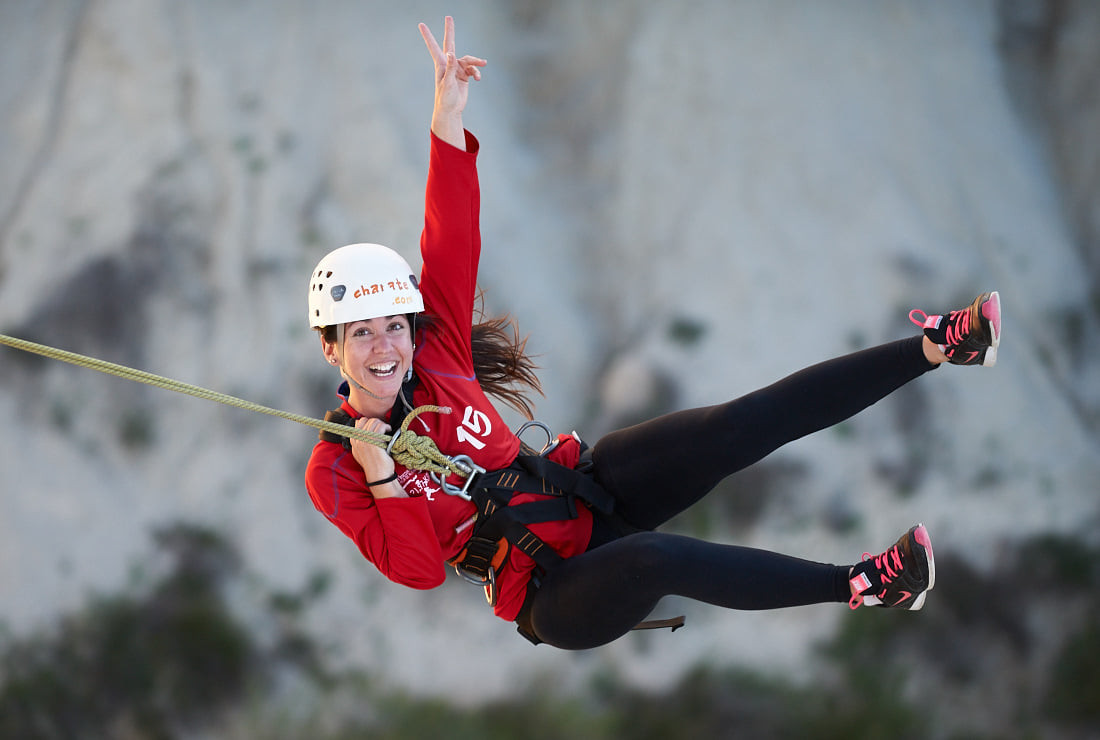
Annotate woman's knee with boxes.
[611,532,685,577]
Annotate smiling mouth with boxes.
[368,361,399,378]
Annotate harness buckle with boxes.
[453,563,497,607]
[431,454,486,501]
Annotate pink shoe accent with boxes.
[982,291,1001,346]
[848,572,873,610]
[944,309,971,347]
[908,309,937,330]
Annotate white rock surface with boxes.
[1,0,1097,699]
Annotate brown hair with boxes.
[318,294,542,419]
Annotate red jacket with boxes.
[305,131,594,621]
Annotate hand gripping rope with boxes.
[0,333,475,481]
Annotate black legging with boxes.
[525,336,936,650]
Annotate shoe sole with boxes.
[981,291,1001,367]
[909,523,935,610]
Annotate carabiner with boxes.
[385,429,402,454]
[430,454,486,501]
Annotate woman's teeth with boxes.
[369,362,398,377]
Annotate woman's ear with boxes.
[321,334,339,366]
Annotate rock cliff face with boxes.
[1,0,1098,697]
[999,0,1100,423]
[1001,0,1100,290]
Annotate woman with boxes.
[305,17,1002,650]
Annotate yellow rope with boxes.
[390,405,464,476]
[0,333,468,478]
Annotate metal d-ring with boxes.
[516,420,553,454]
[452,563,497,606]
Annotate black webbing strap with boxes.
[453,535,502,576]
[456,454,619,577]
[511,455,616,515]
[474,455,615,514]
[462,499,572,574]
[318,408,354,449]
[632,616,686,632]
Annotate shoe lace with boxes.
[848,545,905,610]
[870,545,905,584]
[908,307,973,353]
[943,308,971,348]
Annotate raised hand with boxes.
[419,16,486,148]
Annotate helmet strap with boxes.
[405,314,417,382]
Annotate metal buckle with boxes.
[452,563,497,606]
[454,561,488,585]
[431,454,485,501]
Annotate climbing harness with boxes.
[460,448,684,643]
[323,404,685,643]
[321,393,613,605]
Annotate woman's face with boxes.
[325,314,414,412]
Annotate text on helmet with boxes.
[354,279,414,300]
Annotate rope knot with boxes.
[387,405,466,478]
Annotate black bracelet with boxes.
[366,472,399,487]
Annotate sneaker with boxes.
[909,291,1001,367]
[848,524,935,610]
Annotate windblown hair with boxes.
[470,304,542,419]
[318,292,543,419]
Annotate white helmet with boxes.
[308,243,424,328]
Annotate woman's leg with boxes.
[591,336,935,530]
[528,531,850,650]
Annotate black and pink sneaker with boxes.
[910,291,1001,367]
[849,524,935,610]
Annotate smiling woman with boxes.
[324,315,415,408]
[302,15,1002,650]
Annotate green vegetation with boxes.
[1,528,1098,739]
[0,524,255,738]
[666,316,707,347]
[117,408,157,450]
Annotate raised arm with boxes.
[419,16,486,150]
